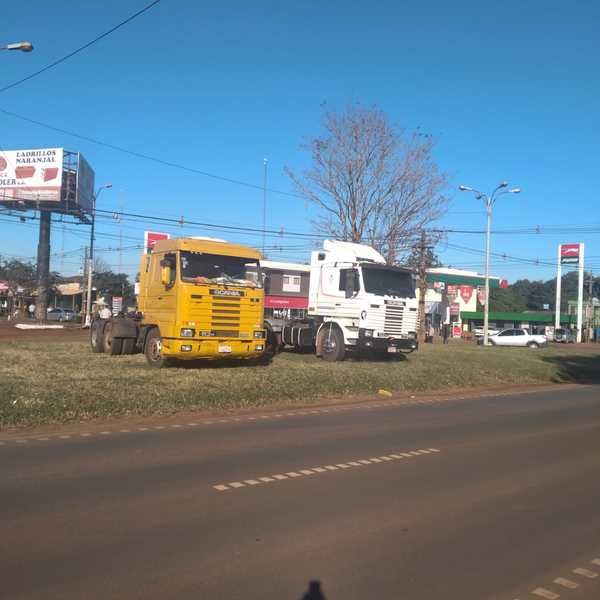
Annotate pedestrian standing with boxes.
[442,323,449,344]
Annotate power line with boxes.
[0,1,162,94]
[0,108,304,200]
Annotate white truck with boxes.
[281,240,419,361]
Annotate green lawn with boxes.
[1,341,599,428]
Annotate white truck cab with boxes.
[282,240,418,361]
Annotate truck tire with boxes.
[90,320,105,353]
[318,325,345,362]
[144,328,170,368]
[121,337,136,355]
[103,321,123,356]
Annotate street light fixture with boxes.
[1,41,34,52]
[84,183,113,327]
[458,181,521,347]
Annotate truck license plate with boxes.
[387,346,398,353]
[218,345,232,353]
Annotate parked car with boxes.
[553,328,576,343]
[479,328,548,348]
[46,307,76,322]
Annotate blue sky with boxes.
[1,0,598,282]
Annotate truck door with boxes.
[146,252,178,336]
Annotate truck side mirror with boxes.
[160,257,174,288]
[345,269,357,298]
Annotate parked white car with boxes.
[484,328,548,348]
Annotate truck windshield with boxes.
[180,252,262,288]
[361,265,415,298]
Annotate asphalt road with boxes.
[2,385,600,600]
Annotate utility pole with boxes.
[262,158,268,256]
[35,209,52,321]
[416,230,432,345]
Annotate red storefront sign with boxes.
[459,285,473,303]
[144,231,170,253]
[264,295,308,309]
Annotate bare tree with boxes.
[286,104,448,264]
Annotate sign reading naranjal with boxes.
[0,148,64,202]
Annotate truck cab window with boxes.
[339,269,360,293]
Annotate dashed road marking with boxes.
[572,567,598,578]
[592,558,600,566]
[553,578,578,590]
[212,447,440,491]
[531,588,560,599]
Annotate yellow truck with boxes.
[90,237,271,367]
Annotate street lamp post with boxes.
[84,184,112,327]
[458,182,521,347]
[1,41,34,52]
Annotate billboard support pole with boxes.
[555,244,562,330]
[577,244,585,343]
[84,194,96,328]
[35,209,51,322]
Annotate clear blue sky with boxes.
[1,0,598,282]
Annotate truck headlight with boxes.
[254,330,265,338]
[181,328,195,337]
[364,329,373,337]
[255,344,264,351]
[181,344,192,352]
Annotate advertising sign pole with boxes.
[555,244,562,329]
[35,210,51,321]
[577,244,585,343]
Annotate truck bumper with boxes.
[357,330,418,353]
[161,338,266,360]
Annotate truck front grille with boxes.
[384,304,405,337]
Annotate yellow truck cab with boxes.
[90,237,269,367]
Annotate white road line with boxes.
[531,587,560,599]
[592,558,600,566]
[573,567,598,578]
[553,578,579,589]
[389,454,403,459]
[99,431,111,435]
[428,448,440,452]
[59,435,71,439]
[211,447,440,491]
[401,453,413,458]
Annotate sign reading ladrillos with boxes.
[0,148,64,202]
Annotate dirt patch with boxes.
[0,320,87,343]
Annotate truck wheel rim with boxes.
[150,339,162,361]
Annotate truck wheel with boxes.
[145,328,169,368]
[121,338,136,355]
[318,325,345,362]
[90,320,105,353]
[103,321,123,355]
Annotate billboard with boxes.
[76,153,95,213]
[144,231,170,254]
[0,147,64,202]
[560,243,581,265]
